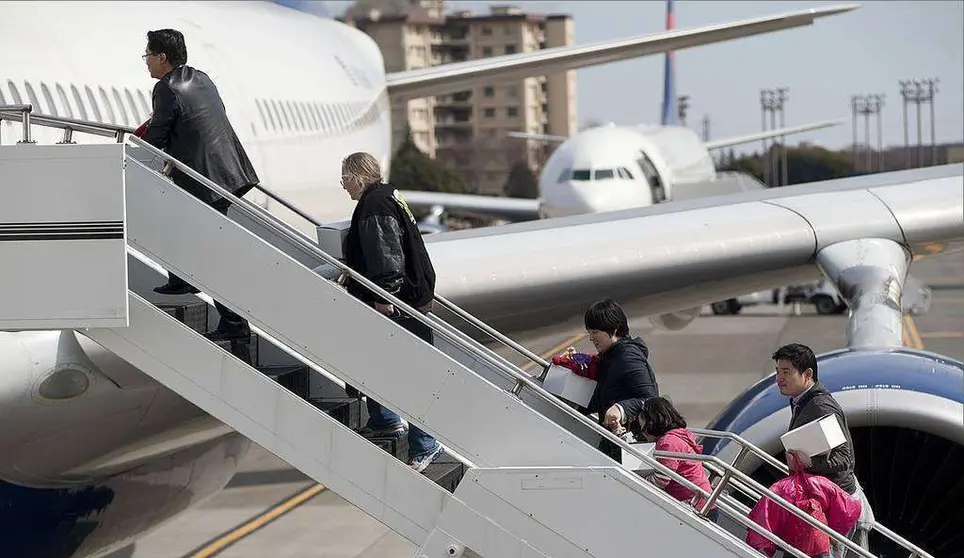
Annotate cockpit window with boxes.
[594,169,614,180]
[571,169,591,181]
[556,168,571,182]
[618,167,634,179]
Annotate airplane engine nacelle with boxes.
[703,348,963,558]
[648,306,702,331]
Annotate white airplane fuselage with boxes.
[538,124,718,218]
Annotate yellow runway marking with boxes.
[902,314,925,350]
[186,483,325,558]
[521,332,585,373]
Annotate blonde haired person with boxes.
[340,152,444,472]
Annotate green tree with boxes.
[720,145,854,186]
[503,161,539,199]
[389,128,468,194]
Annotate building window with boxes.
[504,45,516,55]
[506,85,518,98]
[482,26,492,36]
[483,108,495,118]
[507,107,518,118]
[503,25,512,36]
[482,46,492,56]
[483,87,494,98]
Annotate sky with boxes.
[324,0,963,155]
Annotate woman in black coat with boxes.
[584,299,660,461]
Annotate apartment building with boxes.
[342,2,576,195]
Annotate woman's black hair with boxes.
[638,397,687,438]
[584,298,629,337]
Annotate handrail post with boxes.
[18,105,35,144]
[58,128,74,144]
[115,130,126,143]
[699,447,747,516]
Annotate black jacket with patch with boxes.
[143,65,259,205]
[344,184,436,309]
[788,381,857,494]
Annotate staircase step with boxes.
[258,365,310,400]
[310,397,362,429]
[424,453,466,493]
[213,334,259,368]
[370,434,410,462]
[156,301,208,333]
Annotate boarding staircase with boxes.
[0,105,935,558]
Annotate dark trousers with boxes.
[363,310,439,460]
[165,196,247,330]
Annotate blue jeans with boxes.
[365,312,439,461]
[366,398,437,460]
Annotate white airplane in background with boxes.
[400,0,844,222]
[2,3,962,558]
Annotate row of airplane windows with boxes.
[0,79,383,138]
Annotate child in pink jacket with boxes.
[635,397,718,522]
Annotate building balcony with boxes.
[435,92,473,106]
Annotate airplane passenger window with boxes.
[288,101,303,131]
[6,80,23,104]
[571,169,591,181]
[124,89,140,122]
[137,90,151,117]
[556,168,571,182]
[84,85,104,122]
[255,99,268,129]
[594,169,615,180]
[98,88,116,124]
[70,85,88,120]
[302,102,318,130]
[321,104,334,129]
[111,88,130,125]
[310,104,323,130]
[85,86,103,122]
[274,100,291,130]
[40,83,59,116]
[55,84,73,118]
[24,82,42,113]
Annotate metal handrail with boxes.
[3,105,922,558]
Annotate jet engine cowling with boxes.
[703,348,964,558]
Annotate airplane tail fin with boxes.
[660,0,678,126]
[704,119,845,150]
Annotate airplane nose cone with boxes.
[540,180,598,218]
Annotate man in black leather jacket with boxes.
[142,29,260,341]
[340,152,443,473]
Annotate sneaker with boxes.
[357,424,407,438]
[409,444,444,473]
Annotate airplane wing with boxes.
[399,190,541,221]
[425,164,964,337]
[386,4,858,101]
[705,119,846,150]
